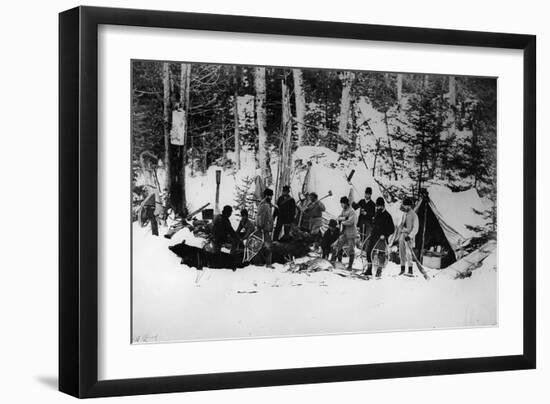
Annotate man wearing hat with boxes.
[256,188,275,268]
[211,205,238,254]
[363,197,395,278]
[273,185,296,241]
[397,197,419,276]
[352,186,376,242]
[321,219,340,259]
[331,196,358,270]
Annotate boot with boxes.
[408,266,413,275]
[337,251,343,263]
[347,254,355,271]
[399,265,405,276]
[364,263,373,277]
[375,267,382,278]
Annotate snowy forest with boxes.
[132,60,497,220]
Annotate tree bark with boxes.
[338,71,355,142]
[254,67,268,179]
[418,129,426,197]
[383,111,398,180]
[233,66,241,170]
[162,62,172,197]
[448,76,457,106]
[396,73,403,106]
[278,79,293,196]
[292,68,306,146]
[179,63,191,212]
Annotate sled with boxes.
[243,229,264,263]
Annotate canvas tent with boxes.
[289,146,398,232]
[414,185,492,268]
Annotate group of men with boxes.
[210,184,421,278]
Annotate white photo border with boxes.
[97,24,523,381]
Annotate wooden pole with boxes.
[162,62,172,201]
[419,197,428,264]
[180,63,191,213]
[215,169,221,214]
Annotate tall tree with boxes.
[254,67,269,181]
[396,73,403,106]
[337,71,355,142]
[293,68,306,145]
[277,77,292,196]
[179,63,191,211]
[233,66,241,170]
[162,62,172,197]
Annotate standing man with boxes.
[256,188,274,268]
[397,197,419,276]
[211,205,238,253]
[274,185,296,241]
[351,186,376,243]
[331,196,358,270]
[363,197,395,278]
[141,185,160,236]
[303,192,326,238]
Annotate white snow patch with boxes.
[132,223,497,343]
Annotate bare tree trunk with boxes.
[448,76,457,107]
[383,111,398,180]
[372,139,380,177]
[162,62,172,198]
[423,74,430,89]
[418,130,426,197]
[179,63,191,212]
[254,67,268,180]
[396,73,403,106]
[448,75,457,136]
[233,66,241,170]
[292,68,306,145]
[278,79,292,196]
[338,71,355,142]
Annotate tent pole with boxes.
[419,199,428,264]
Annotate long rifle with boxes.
[405,239,430,280]
[186,203,210,220]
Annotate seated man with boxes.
[211,205,238,254]
[236,209,255,241]
[321,219,340,259]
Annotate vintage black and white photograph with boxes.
[131,60,497,343]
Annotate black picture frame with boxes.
[59,6,536,398]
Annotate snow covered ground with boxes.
[132,223,497,344]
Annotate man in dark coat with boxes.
[274,185,296,241]
[255,188,274,267]
[364,197,395,277]
[352,186,376,242]
[321,219,340,259]
[211,205,238,253]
